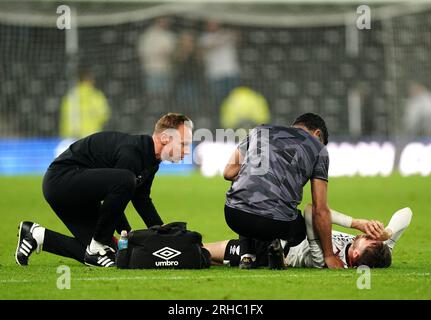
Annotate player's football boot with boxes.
[15,221,41,266]
[268,239,286,270]
[239,256,257,269]
[84,246,116,267]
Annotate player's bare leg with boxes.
[203,240,229,266]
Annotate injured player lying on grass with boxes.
[204,206,412,269]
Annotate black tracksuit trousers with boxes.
[41,165,137,263]
[224,205,306,258]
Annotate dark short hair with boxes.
[354,241,392,268]
[292,113,329,145]
[154,113,193,134]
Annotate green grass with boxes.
[0,173,430,299]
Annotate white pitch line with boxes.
[0,273,293,284]
[0,272,429,284]
[75,273,297,282]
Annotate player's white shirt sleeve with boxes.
[288,206,413,268]
[285,231,355,268]
[384,207,413,252]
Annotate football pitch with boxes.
[0,173,430,300]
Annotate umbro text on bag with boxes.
[116,222,211,269]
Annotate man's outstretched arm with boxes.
[304,204,390,241]
[132,174,164,227]
[310,178,344,269]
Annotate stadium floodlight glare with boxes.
[1,0,431,141]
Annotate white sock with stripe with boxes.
[89,238,106,254]
[31,226,45,248]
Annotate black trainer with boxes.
[84,246,116,267]
[268,239,286,270]
[239,256,257,269]
[15,221,40,266]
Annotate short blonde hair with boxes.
[154,113,193,134]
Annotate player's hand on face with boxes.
[363,220,385,240]
[324,255,344,269]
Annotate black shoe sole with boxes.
[84,248,116,268]
[84,261,116,268]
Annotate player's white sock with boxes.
[31,225,45,253]
[384,207,413,253]
[240,254,256,261]
[89,238,106,254]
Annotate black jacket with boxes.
[51,131,163,228]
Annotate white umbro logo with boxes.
[229,245,240,256]
[152,247,181,261]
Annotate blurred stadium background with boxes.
[1,0,431,177]
[2,1,431,300]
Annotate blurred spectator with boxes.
[404,83,431,136]
[174,31,203,112]
[59,70,111,138]
[220,86,271,131]
[200,21,240,109]
[138,18,176,98]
